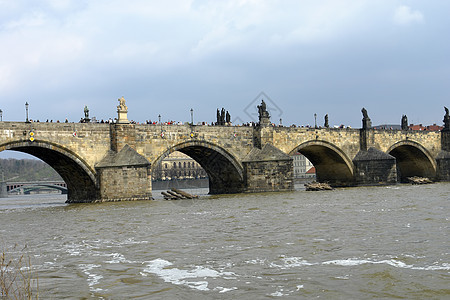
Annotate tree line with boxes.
[0,159,62,182]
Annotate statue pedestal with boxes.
[117,110,129,124]
[259,113,271,127]
[362,118,372,129]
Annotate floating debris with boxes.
[407,176,433,185]
[304,182,333,191]
[161,188,199,200]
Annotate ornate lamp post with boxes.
[190,108,194,125]
[314,113,317,128]
[25,102,30,123]
[0,109,2,122]
[158,114,162,134]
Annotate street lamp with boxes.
[0,109,2,122]
[158,114,162,133]
[314,113,317,128]
[25,102,30,123]
[190,108,194,125]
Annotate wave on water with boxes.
[79,264,103,293]
[322,258,450,271]
[246,256,450,271]
[141,258,237,292]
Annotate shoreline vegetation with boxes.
[1,246,38,299]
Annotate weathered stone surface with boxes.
[243,143,293,193]
[0,115,449,203]
[353,147,397,185]
[243,143,292,162]
[441,130,450,151]
[95,165,152,202]
[95,144,152,202]
[96,144,150,168]
[436,150,450,181]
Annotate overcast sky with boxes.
[1,1,449,131]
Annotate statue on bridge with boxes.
[257,100,270,126]
[216,108,231,125]
[83,105,90,123]
[116,97,130,124]
[361,107,371,129]
[444,106,450,131]
[324,114,329,128]
[361,107,368,119]
[401,115,408,131]
[117,97,128,112]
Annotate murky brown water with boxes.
[0,183,449,299]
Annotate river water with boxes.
[0,183,449,299]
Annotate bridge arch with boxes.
[0,140,98,202]
[387,140,437,182]
[289,140,355,186]
[153,140,244,194]
[8,183,68,195]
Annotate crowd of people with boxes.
[24,117,353,129]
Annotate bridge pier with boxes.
[94,145,152,202]
[436,130,450,181]
[354,128,398,185]
[243,144,294,193]
[353,147,397,185]
[0,181,7,198]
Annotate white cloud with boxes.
[393,5,424,25]
[0,0,448,127]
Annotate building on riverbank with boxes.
[152,152,207,181]
[293,153,315,179]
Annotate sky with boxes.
[0,1,449,133]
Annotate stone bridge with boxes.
[0,99,449,203]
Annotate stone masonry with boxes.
[0,102,448,202]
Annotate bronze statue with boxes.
[84,105,89,118]
[401,115,408,130]
[444,106,450,130]
[220,108,225,125]
[361,107,371,129]
[361,107,368,119]
[324,114,329,128]
[257,100,270,122]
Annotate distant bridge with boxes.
[1,98,449,203]
[5,181,67,195]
